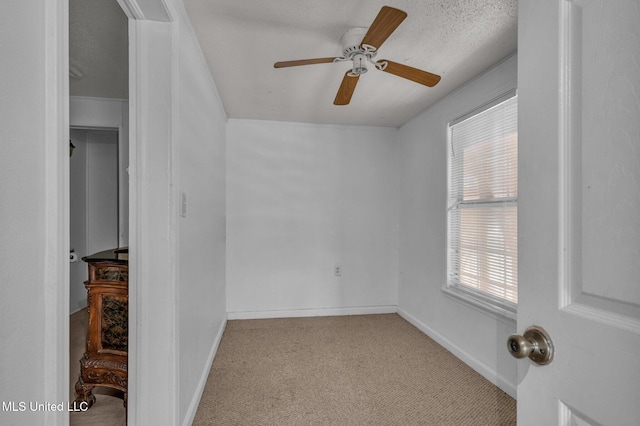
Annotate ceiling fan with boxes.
[274,6,441,106]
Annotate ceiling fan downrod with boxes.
[338,28,388,76]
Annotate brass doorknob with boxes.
[507,325,554,365]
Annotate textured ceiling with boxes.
[184,0,517,127]
[69,0,517,128]
[69,0,128,99]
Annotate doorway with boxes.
[68,0,130,421]
[69,128,122,314]
[68,126,128,424]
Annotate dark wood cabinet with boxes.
[74,248,128,410]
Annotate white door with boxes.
[517,1,640,425]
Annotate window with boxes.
[446,92,518,313]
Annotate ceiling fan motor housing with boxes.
[341,27,377,76]
[340,27,369,57]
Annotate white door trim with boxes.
[116,1,176,424]
[45,0,70,424]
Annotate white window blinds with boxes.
[447,94,518,305]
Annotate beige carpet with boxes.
[193,314,516,426]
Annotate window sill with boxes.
[441,285,517,324]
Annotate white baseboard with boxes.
[192,306,515,410]
[227,305,397,320]
[397,308,517,399]
[181,313,228,426]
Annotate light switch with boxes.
[181,192,187,217]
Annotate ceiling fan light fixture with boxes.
[349,53,368,76]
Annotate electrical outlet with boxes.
[334,264,342,276]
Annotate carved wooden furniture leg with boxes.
[74,376,96,409]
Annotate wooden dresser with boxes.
[74,247,128,410]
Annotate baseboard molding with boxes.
[69,302,87,315]
[397,308,517,399]
[198,306,516,405]
[181,313,228,426]
[227,305,398,320]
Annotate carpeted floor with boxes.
[193,314,516,426]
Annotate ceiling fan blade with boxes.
[334,72,359,105]
[380,60,441,87]
[274,57,337,68]
[360,6,407,50]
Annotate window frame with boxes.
[443,89,518,322]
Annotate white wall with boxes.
[174,9,227,425]
[397,54,518,397]
[63,1,227,424]
[0,1,69,425]
[227,120,398,318]
[69,128,121,314]
[111,1,227,425]
[69,96,130,247]
[85,130,119,255]
[127,19,176,425]
[69,129,89,314]
[69,98,129,314]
